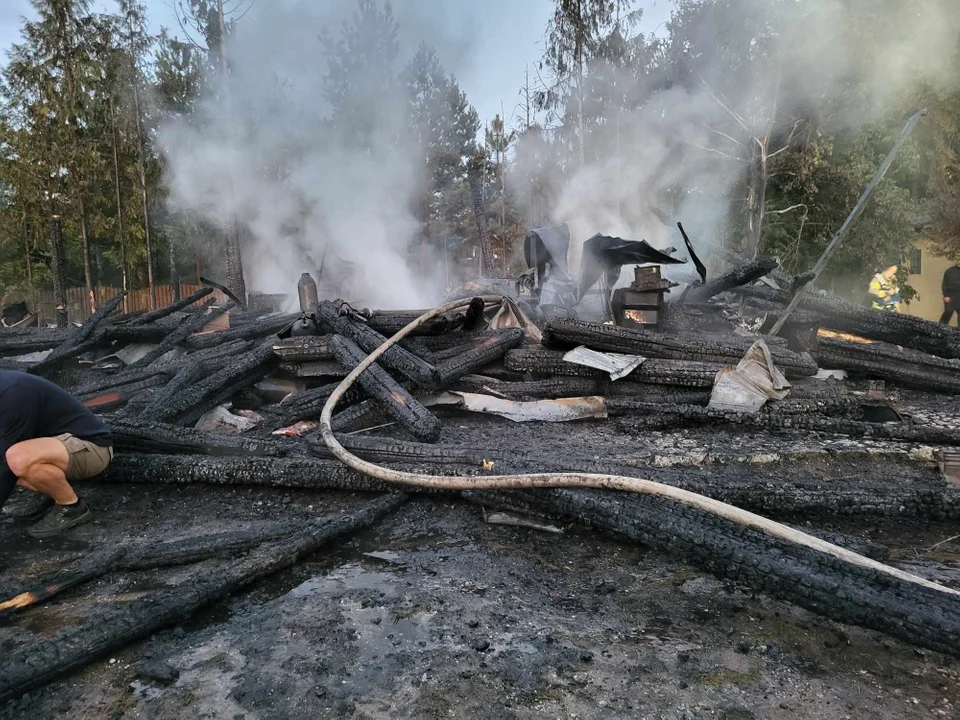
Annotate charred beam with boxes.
[434,329,525,386]
[330,335,442,442]
[129,286,214,326]
[316,302,438,387]
[684,256,780,303]
[544,319,817,377]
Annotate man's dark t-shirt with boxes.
[0,371,112,509]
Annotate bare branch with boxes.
[169,0,209,51]
[682,140,744,162]
[698,73,751,134]
[703,125,742,147]
[767,203,808,216]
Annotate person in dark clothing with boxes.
[0,371,113,537]
[941,261,960,325]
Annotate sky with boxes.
[0,0,674,129]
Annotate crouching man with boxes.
[0,370,113,537]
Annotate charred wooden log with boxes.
[451,375,608,396]
[0,521,308,617]
[274,381,365,427]
[471,487,960,658]
[816,336,960,394]
[448,375,713,404]
[330,398,389,433]
[138,361,206,421]
[504,347,726,388]
[365,311,463,337]
[29,293,127,375]
[72,366,169,398]
[109,418,292,456]
[684,257,780,303]
[0,329,73,356]
[308,435,502,466]
[0,494,406,703]
[605,396,861,418]
[0,548,127,618]
[101,453,391,491]
[414,330,502,352]
[273,335,334,362]
[79,375,170,412]
[185,313,298,350]
[544,319,818,377]
[128,286,213,326]
[126,299,229,370]
[659,471,960,521]
[740,285,960,359]
[279,360,348,378]
[330,335,442,442]
[151,339,255,372]
[434,329,525,386]
[316,302,438,387]
[614,402,960,445]
[99,321,181,344]
[153,341,279,425]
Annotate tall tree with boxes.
[116,0,160,306]
[3,0,102,313]
[322,0,401,150]
[173,0,250,303]
[539,0,636,168]
[402,43,479,242]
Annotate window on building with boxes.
[909,247,922,275]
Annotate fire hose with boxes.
[319,296,959,598]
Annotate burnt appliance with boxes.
[611,266,675,329]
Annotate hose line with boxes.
[319,296,959,597]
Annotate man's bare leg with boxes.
[5,438,77,505]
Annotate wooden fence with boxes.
[34,284,228,325]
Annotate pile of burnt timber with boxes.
[3,279,960,702]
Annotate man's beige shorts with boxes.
[55,434,114,482]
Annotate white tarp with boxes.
[488,297,543,343]
[424,391,607,422]
[709,340,791,413]
[562,345,646,381]
[195,405,260,434]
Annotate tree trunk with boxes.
[78,201,95,315]
[131,77,156,310]
[744,139,769,259]
[223,225,247,305]
[109,99,129,313]
[215,0,247,305]
[126,22,156,311]
[23,231,31,284]
[168,233,181,302]
[49,215,69,328]
[467,162,495,275]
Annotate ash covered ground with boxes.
[1,415,958,720]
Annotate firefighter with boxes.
[868,265,902,312]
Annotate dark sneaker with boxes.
[27,499,92,538]
[3,491,55,522]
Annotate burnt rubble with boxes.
[1,257,960,705]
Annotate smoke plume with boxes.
[514,0,960,276]
[161,0,445,308]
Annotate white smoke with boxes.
[515,0,960,277]
[160,0,441,308]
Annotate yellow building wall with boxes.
[904,240,955,322]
